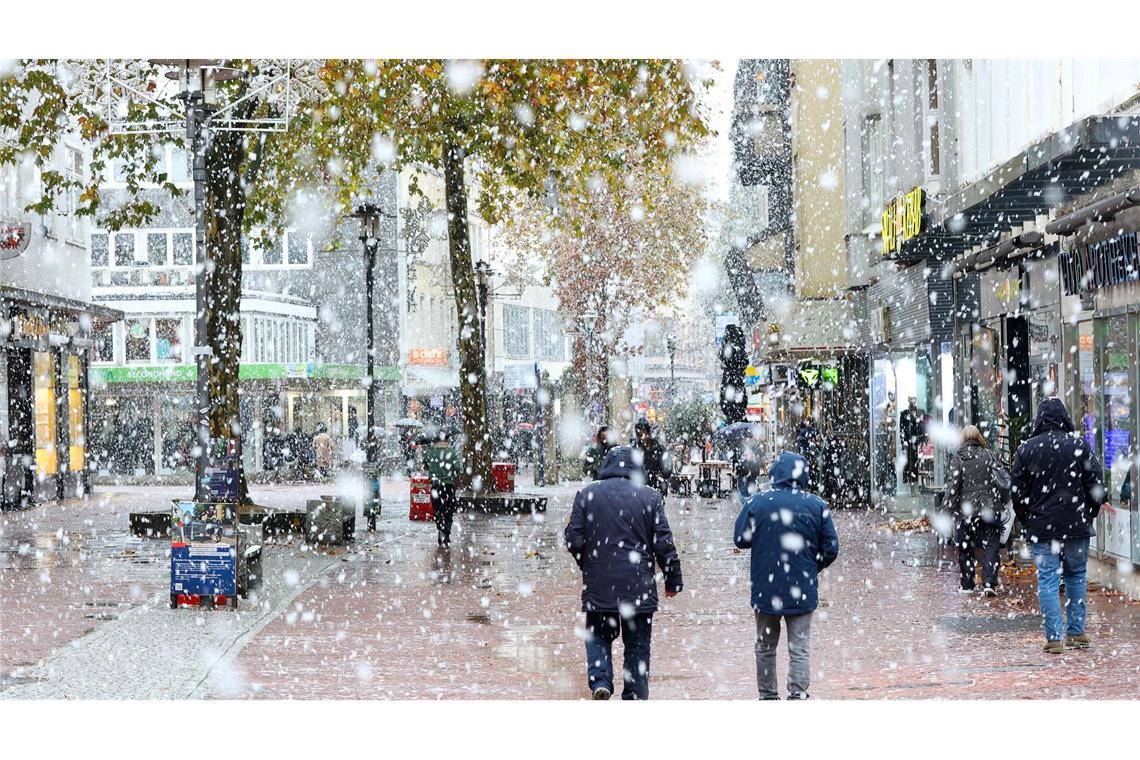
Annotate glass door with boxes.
[1100,315,1134,561]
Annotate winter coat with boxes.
[633,438,672,493]
[1011,398,1104,544]
[313,432,334,469]
[423,444,460,487]
[582,443,610,481]
[564,446,683,614]
[945,442,1003,525]
[733,451,840,616]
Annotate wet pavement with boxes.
[2,475,1139,699]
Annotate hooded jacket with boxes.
[945,441,1002,524]
[733,451,840,615]
[1011,398,1104,543]
[564,446,683,614]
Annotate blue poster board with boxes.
[170,500,238,600]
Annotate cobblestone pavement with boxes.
[3,476,1139,699]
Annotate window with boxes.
[534,310,565,361]
[147,232,169,266]
[240,317,251,362]
[113,232,136,266]
[503,304,531,358]
[90,232,109,267]
[61,146,84,243]
[172,232,194,265]
[756,184,770,231]
[125,319,151,362]
[286,232,310,265]
[924,59,942,179]
[91,322,114,363]
[862,114,886,217]
[33,352,58,476]
[169,147,191,183]
[258,234,283,265]
[155,318,183,363]
[67,355,84,472]
[0,163,17,217]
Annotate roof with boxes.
[0,284,124,321]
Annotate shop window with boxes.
[155,318,183,363]
[113,232,135,266]
[172,232,194,265]
[92,322,115,363]
[67,355,84,472]
[125,319,152,363]
[90,232,109,267]
[1100,316,1134,559]
[33,352,58,476]
[147,232,168,266]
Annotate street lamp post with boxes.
[667,334,677,410]
[351,203,383,528]
[578,311,600,424]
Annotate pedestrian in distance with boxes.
[1011,397,1111,654]
[423,430,460,547]
[734,450,839,700]
[582,424,615,481]
[633,418,672,495]
[945,425,1007,596]
[313,423,334,479]
[564,445,683,700]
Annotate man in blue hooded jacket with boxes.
[565,446,683,700]
[734,450,839,699]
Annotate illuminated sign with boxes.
[409,347,447,366]
[881,187,925,257]
[1059,232,1140,296]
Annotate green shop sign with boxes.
[91,363,399,384]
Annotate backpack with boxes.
[989,455,1011,503]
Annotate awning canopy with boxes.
[402,365,459,396]
[0,284,123,321]
[895,115,1140,262]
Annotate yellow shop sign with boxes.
[881,187,925,257]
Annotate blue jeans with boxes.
[1031,537,1089,641]
[584,611,653,700]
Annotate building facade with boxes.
[2,140,121,508]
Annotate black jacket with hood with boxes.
[1011,398,1105,543]
[564,446,683,614]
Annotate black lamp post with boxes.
[351,203,383,527]
[667,334,677,408]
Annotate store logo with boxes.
[881,188,925,257]
[798,367,820,387]
[0,223,31,260]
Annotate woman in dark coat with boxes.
[945,425,1004,595]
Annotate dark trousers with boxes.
[584,611,653,700]
[956,518,1001,590]
[432,484,456,544]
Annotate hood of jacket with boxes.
[599,445,647,481]
[1031,397,1075,436]
[769,450,809,490]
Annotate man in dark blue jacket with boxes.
[1011,397,1109,653]
[734,451,839,699]
[564,446,683,700]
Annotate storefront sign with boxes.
[90,362,392,384]
[821,366,840,386]
[881,187,925,257]
[744,365,761,386]
[0,222,31,260]
[1059,232,1140,296]
[409,347,447,366]
[797,363,821,389]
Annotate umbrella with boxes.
[394,418,424,428]
[713,421,760,445]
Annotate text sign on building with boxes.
[881,187,924,257]
[409,347,447,367]
[1059,232,1140,296]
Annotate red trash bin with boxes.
[409,476,435,521]
[491,462,516,493]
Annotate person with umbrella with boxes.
[394,418,423,476]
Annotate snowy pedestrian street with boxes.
[3,477,1138,700]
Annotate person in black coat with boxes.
[1011,397,1109,653]
[633,418,672,495]
[900,397,925,485]
[564,446,683,700]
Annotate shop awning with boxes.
[1045,185,1140,236]
[0,284,123,321]
[896,115,1140,261]
[951,231,1045,277]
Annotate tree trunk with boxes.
[442,137,492,491]
[204,127,251,504]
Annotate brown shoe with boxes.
[1064,634,1091,649]
[1043,640,1064,654]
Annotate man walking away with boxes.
[582,425,615,481]
[734,451,839,699]
[633,418,672,495]
[1011,397,1109,654]
[424,430,460,547]
[564,446,683,700]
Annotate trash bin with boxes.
[492,462,516,493]
[409,475,434,521]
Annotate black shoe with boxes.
[592,686,612,700]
